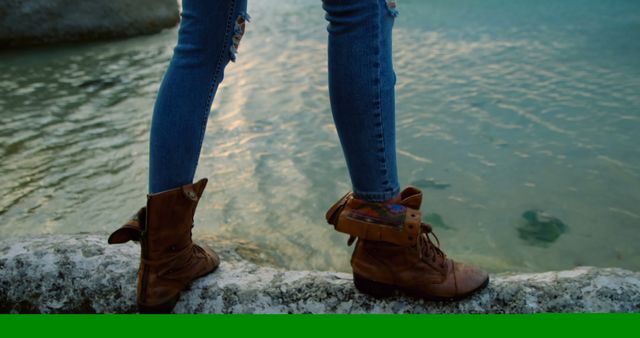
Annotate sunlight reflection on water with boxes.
[1,0,639,273]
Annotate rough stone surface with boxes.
[1,234,639,313]
[0,0,179,48]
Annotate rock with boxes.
[0,0,180,48]
[410,178,451,190]
[423,212,453,230]
[1,234,639,313]
[518,209,568,246]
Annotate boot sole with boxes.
[138,264,219,314]
[353,273,490,302]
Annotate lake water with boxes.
[1,0,639,273]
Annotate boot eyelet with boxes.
[170,245,176,251]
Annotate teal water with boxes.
[1,0,639,273]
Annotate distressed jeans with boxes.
[149,0,400,202]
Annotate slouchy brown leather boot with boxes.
[326,187,489,301]
[108,178,220,313]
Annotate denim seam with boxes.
[190,0,238,181]
[372,0,392,196]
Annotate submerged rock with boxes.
[518,209,568,246]
[423,212,453,230]
[409,178,451,190]
[1,234,638,314]
[0,0,180,48]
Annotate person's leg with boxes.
[322,0,400,202]
[149,0,250,194]
[107,0,250,313]
[322,0,489,301]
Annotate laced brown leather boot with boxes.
[107,178,220,313]
[326,187,489,301]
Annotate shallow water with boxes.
[1,0,639,273]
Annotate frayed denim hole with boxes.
[229,12,251,62]
[385,0,399,17]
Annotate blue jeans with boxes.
[149,0,400,202]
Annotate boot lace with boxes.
[417,223,447,268]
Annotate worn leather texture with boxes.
[108,178,220,312]
[326,186,489,300]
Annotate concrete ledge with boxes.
[1,234,639,313]
[0,0,179,48]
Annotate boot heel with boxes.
[353,273,395,298]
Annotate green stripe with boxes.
[1,313,638,338]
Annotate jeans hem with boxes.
[353,186,401,202]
